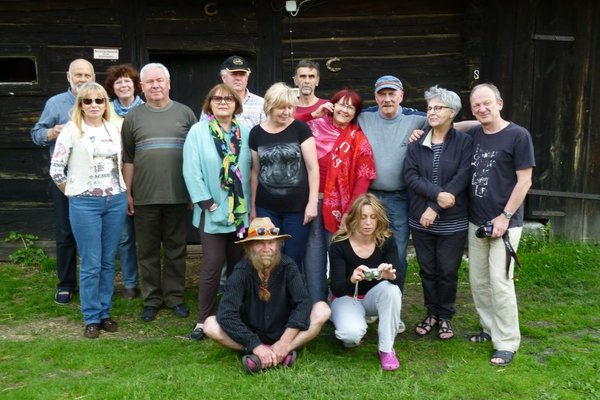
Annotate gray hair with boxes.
[140,63,170,81]
[470,83,502,102]
[424,85,462,113]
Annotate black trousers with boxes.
[411,229,467,320]
[50,183,78,292]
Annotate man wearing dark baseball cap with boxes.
[357,75,429,312]
[218,55,266,128]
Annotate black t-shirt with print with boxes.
[249,119,313,213]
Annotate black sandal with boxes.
[469,331,491,343]
[490,350,515,366]
[438,319,454,340]
[415,316,437,337]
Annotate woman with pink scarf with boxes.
[303,89,376,302]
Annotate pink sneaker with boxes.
[379,350,400,371]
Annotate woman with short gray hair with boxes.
[404,85,472,340]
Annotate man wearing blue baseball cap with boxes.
[358,76,428,319]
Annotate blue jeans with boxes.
[118,215,138,289]
[256,207,309,272]
[69,192,127,325]
[303,200,330,302]
[370,190,409,291]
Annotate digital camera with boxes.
[475,221,494,238]
[364,268,382,281]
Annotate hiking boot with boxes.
[100,318,118,332]
[84,323,100,339]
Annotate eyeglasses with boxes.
[211,96,235,104]
[246,227,280,239]
[427,105,452,113]
[335,103,356,111]
[82,98,105,105]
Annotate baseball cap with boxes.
[222,55,251,73]
[374,75,403,92]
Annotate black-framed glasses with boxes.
[82,98,105,105]
[247,227,280,239]
[426,105,452,113]
[211,95,235,104]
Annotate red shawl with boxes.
[309,117,376,233]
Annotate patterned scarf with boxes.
[113,96,144,117]
[208,115,247,237]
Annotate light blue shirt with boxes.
[31,89,76,158]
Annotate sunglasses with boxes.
[211,95,235,104]
[82,98,106,105]
[246,227,280,239]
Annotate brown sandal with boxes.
[415,316,438,337]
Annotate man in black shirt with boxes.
[203,217,330,374]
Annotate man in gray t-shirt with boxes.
[358,75,427,293]
[122,63,197,323]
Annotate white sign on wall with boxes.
[93,48,119,60]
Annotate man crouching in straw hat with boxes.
[204,217,331,374]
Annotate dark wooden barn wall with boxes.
[1,0,599,242]
[280,0,473,114]
[478,0,600,241]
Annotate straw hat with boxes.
[235,217,291,244]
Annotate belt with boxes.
[369,188,405,195]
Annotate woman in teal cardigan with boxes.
[183,83,252,341]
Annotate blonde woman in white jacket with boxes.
[50,82,127,339]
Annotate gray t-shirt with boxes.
[121,101,197,205]
[358,111,427,191]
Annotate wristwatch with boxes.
[502,210,513,220]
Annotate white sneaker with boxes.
[366,315,378,324]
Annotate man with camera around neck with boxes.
[466,83,535,367]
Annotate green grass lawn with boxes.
[1,236,599,400]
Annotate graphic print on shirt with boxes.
[258,142,305,197]
[471,143,498,198]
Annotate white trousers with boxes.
[330,280,402,352]
[468,223,522,352]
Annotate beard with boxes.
[246,245,282,275]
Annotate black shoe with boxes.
[122,288,137,299]
[100,318,118,332]
[54,290,73,305]
[141,306,159,322]
[172,303,190,318]
[189,325,205,341]
[84,323,100,339]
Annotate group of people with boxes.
[31,54,534,371]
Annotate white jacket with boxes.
[50,120,126,196]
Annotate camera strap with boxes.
[502,231,522,280]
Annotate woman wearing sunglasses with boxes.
[104,64,144,299]
[183,83,252,341]
[249,82,319,272]
[50,82,127,338]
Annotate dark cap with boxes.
[222,55,251,73]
